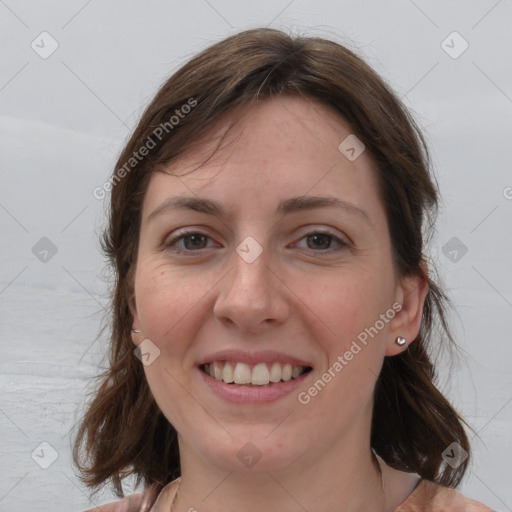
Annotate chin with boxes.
[196,431,305,473]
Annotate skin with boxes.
[126,96,428,512]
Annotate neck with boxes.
[170,437,393,512]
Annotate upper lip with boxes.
[197,349,313,367]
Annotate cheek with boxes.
[134,264,208,425]
[134,263,204,352]
[297,267,394,410]
[301,268,392,349]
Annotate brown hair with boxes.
[73,27,472,504]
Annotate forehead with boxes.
[141,96,386,228]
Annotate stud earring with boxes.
[395,336,406,346]
[131,329,141,334]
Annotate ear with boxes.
[385,261,429,356]
[129,292,142,348]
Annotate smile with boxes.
[200,361,312,386]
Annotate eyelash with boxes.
[163,229,349,255]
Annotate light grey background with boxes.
[1,1,511,511]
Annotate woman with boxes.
[75,28,494,512]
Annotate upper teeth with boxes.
[203,361,306,386]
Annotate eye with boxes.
[164,230,215,253]
[294,231,348,252]
[163,229,349,255]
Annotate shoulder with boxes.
[82,478,181,512]
[83,491,146,512]
[395,479,496,512]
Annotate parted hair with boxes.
[73,27,472,504]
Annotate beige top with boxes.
[394,479,495,512]
[86,477,496,512]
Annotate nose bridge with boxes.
[213,237,288,330]
[228,240,273,307]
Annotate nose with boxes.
[213,243,290,333]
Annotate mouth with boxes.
[199,361,313,387]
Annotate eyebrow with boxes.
[146,195,373,228]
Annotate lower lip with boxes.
[198,367,311,404]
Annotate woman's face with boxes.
[131,96,423,473]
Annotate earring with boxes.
[395,336,406,347]
[131,329,141,334]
